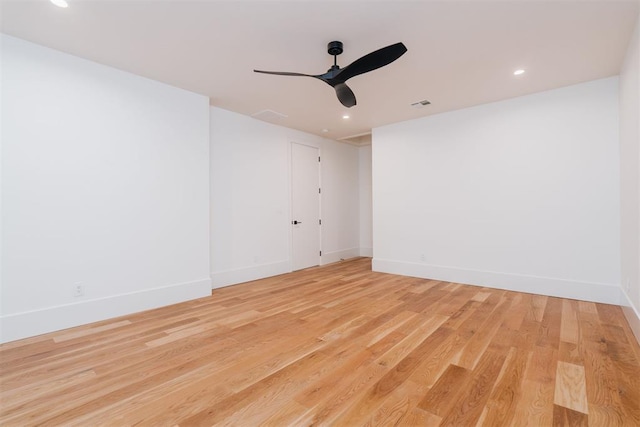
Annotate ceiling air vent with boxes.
[411,100,431,108]
[251,109,288,122]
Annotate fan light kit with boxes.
[254,41,407,108]
[50,0,68,7]
[342,114,350,119]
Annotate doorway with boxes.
[291,142,321,271]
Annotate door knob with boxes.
[292,220,302,225]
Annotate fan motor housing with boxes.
[327,41,343,56]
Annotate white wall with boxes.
[372,77,621,304]
[620,11,640,341]
[321,139,360,263]
[1,35,211,343]
[210,107,360,287]
[359,145,373,256]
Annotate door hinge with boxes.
[318,188,321,194]
[320,251,322,256]
[318,156,321,162]
[319,219,322,225]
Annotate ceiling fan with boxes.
[254,41,407,108]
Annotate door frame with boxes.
[289,141,322,271]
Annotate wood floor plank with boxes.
[1,257,639,426]
[552,404,589,426]
[560,299,580,344]
[528,294,548,322]
[259,399,309,426]
[451,294,511,369]
[501,292,528,332]
[512,379,554,427]
[52,320,132,343]
[477,346,529,426]
[536,297,562,349]
[295,360,389,426]
[299,330,405,404]
[417,364,471,416]
[605,340,640,424]
[375,314,448,369]
[332,326,455,425]
[507,344,557,424]
[581,339,627,424]
[178,350,328,425]
[366,378,441,427]
[554,361,589,414]
[406,328,472,390]
[438,349,507,426]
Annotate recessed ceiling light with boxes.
[513,69,525,76]
[342,114,350,119]
[50,0,69,7]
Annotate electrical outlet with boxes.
[420,253,426,262]
[73,283,84,297]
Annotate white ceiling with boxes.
[1,0,638,141]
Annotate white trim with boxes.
[372,258,622,305]
[620,288,640,344]
[359,247,373,257]
[321,247,360,265]
[211,260,290,288]
[0,278,211,344]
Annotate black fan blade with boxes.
[334,83,356,108]
[335,42,407,82]
[254,70,317,78]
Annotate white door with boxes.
[291,142,321,270]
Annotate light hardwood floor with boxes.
[1,257,639,426]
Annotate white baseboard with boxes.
[0,278,211,344]
[372,258,622,305]
[211,261,290,288]
[620,288,640,344]
[359,247,373,257]
[321,248,361,265]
